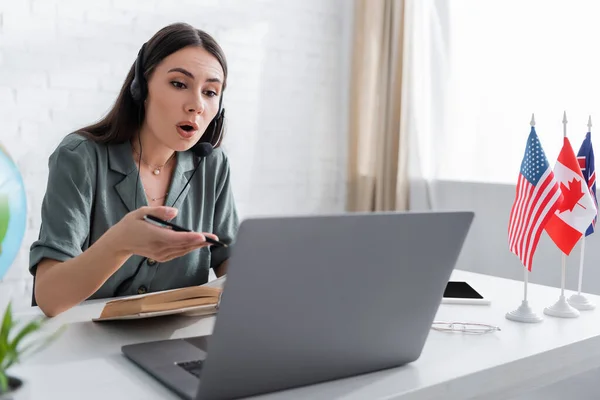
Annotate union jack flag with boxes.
[577,131,597,236]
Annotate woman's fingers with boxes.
[139,220,218,261]
[161,243,210,262]
[203,233,219,242]
[163,241,212,258]
[150,226,206,245]
[151,230,213,261]
[136,205,179,221]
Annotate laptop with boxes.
[122,211,474,400]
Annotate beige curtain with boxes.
[346,0,409,212]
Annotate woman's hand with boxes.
[108,206,218,262]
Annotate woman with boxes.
[29,22,239,317]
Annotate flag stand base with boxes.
[544,295,580,318]
[506,300,543,323]
[568,294,596,311]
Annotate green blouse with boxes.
[29,132,239,301]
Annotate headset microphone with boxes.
[190,142,214,158]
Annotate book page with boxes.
[202,275,227,290]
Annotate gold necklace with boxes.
[132,146,175,175]
[138,182,168,202]
[147,191,168,202]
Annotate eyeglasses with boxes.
[431,321,501,334]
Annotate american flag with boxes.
[508,127,563,270]
[577,131,597,236]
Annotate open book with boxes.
[93,276,227,322]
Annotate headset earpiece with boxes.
[212,108,226,147]
[208,107,225,145]
[130,43,147,104]
[192,93,226,154]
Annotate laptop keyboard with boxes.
[176,360,203,378]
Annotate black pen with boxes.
[143,215,228,248]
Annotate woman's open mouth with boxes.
[176,123,198,139]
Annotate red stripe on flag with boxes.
[509,178,532,254]
[558,138,585,177]
[508,177,526,249]
[578,156,586,170]
[509,179,531,254]
[524,184,561,269]
[519,171,553,258]
[508,169,563,270]
[544,214,582,255]
[512,178,536,252]
[508,175,527,249]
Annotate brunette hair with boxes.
[77,22,228,147]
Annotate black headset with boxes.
[114,42,227,297]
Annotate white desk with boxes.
[8,269,600,400]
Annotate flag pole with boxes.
[524,264,528,301]
[561,253,566,299]
[559,103,567,299]
[577,238,585,296]
[568,238,596,309]
[506,113,543,323]
[506,256,542,323]
[569,115,596,310]
[544,111,580,318]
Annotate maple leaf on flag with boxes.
[558,178,585,213]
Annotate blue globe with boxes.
[0,145,27,281]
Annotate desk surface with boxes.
[9,269,600,400]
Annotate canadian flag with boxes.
[544,137,598,255]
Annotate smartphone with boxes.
[441,281,490,305]
[143,215,227,248]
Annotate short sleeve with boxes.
[29,135,95,276]
[210,151,240,270]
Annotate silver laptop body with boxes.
[122,211,474,400]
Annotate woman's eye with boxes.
[171,81,186,89]
[204,90,218,97]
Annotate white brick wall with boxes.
[0,0,352,308]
